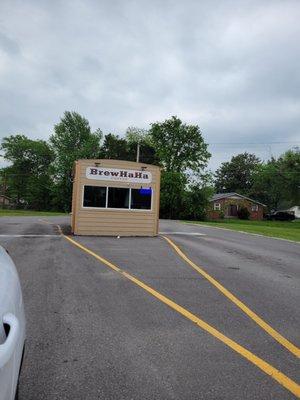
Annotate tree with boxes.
[149,116,210,219]
[160,171,187,219]
[251,161,282,210]
[278,149,300,205]
[125,127,150,145]
[100,133,132,161]
[50,111,102,211]
[1,134,54,209]
[181,184,214,221]
[252,149,300,210]
[214,152,261,195]
[149,116,210,173]
[125,127,157,164]
[100,129,158,165]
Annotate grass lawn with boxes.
[184,219,300,242]
[0,209,68,217]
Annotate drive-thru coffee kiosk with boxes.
[71,159,161,236]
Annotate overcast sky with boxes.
[0,0,300,170]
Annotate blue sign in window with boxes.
[139,188,152,196]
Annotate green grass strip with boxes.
[0,209,68,217]
[183,219,300,242]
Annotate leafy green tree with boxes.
[100,129,158,165]
[279,149,300,205]
[215,152,261,195]
[125,127,157,164]
[252,149,300,210]
[1,134,54,209]
[251,161,282,210]
[149,116,210,173]
[181,185,214,221]
[160,171,187,219]
[149,116,210,219]
[50,111,102,211]
[100,133,132,161]
[125,127,150,145]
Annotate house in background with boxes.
[208,192,265,220]
[0,195,12,207]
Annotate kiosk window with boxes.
[131,188,152,210]
[108,188,129,209]
[83,186,106,208]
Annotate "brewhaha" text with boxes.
[86,167,152,183]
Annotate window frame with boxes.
[82,185,153,212]
[107,186,131,210]
[214,202,221,211]
[130,188,153,211]
[251,204,259,212]
[82,185,107,209]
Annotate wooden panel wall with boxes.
[71,159,161,236]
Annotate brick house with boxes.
[0,195,12,207]
[208,192,265,220]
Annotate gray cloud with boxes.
[0,32,20,56]
[0,0,299,169]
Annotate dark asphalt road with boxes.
[0,217,299,399]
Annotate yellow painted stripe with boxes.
[63,234,300,398]
[162,235,300,359]
[38,218,51,225]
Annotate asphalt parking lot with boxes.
[0,216,299,399]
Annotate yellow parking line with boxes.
[162,235,300,359]
[38,218,50,224]
[63,234,300,398]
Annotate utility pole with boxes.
[136,142,140,163]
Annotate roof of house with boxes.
[0,194,11,200]
[211,192,266,207]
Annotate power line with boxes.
[207,141,300,145]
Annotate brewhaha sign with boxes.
[86,167,152,183]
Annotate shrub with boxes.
[238,206,250,220]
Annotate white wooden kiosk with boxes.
[71,159,161,236]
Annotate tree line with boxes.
[0,111,299,218]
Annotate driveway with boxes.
[0,217,299,399]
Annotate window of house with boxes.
[131,188,152,210]
[107,187,129,209]
[214,202,221,211]
[83,186,107,208]
[251,204,258,212]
